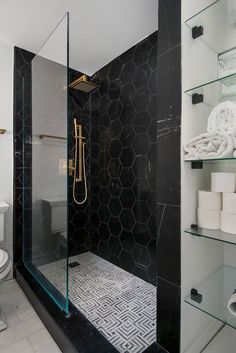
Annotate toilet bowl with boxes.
[0,202,12,331]
[0,249,12,285]
[0,249,12,331]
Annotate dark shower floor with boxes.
[39,252,156,353]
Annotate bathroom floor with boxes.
[40,251,157,353]
[0,279,62,353]
[202,326,236,353]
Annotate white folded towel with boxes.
[184,132,234,160]
[207,102,236,134]
[218,48,236,79]
[219,85,236,99]
[230,133,236,157]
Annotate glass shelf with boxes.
[184,72,236,107]
[185,227,236,246]
[185,156,236,163]
[185,0,236,55]
[185,266,236,329]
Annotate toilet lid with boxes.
[0,249,9,273]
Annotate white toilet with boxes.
[0,201,12,331]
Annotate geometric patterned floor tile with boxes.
[39,252,156,353]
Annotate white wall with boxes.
[0,0,158,75]
[0,40,13,269]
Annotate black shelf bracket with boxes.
[191,161,203,169]
[191,288,202,304]
[192,93,204,105]
[192,25,204,39]
[190,224,203,236]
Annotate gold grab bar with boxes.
[0,129,6,134]
[39,134,67,141]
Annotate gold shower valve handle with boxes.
[68,159,75,176]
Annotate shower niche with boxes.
[182,0,236,352]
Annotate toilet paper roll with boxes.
[221,212,236,234]
[198,190,222,210]
[228,290,236,316]
[223,193,236,213]
[197,208,221,229]
[211,173,236,193]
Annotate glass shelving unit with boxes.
[185,0,236,55]
[184,73,236,107]
[184,0,236,108]
[184,157,236,165]
[183,1,236,333]
[185,266,236,329]
[185,227,236,246]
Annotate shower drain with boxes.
[69,261,80,268]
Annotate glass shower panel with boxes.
[23,13,69,314]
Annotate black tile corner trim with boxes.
[16,265,119,353]
[156,0,181,351]
[157,277,180,353]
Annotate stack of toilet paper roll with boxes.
[198,173,236,233]
[198,190,221,229]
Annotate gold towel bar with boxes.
[0,129,6,134]
[39,134,67,141]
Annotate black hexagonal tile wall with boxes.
[14,32,158,286]
[90,31,158,285]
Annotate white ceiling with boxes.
[0,0,158,75]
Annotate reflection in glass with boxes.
[23,13,69,314]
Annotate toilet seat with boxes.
[0,250,9,274]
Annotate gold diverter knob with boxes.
[68,160,75,177]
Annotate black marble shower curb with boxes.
[15,265,119,353]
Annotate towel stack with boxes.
[198,173,236,233]
[184,102,236,160]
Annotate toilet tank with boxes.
[42,197,67,234]
[0,202,9,242]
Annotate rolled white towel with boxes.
[207,102,236,134]
[184,132,234,160]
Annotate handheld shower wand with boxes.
[71,118,87,205]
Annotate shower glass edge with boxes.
[23,13,70,316]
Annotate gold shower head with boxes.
[69,74,97,93]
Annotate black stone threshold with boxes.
[143,343,168,353]
[15,265,119,353]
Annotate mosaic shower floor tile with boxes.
[39,252,156,353]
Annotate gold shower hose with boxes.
[73,119,87,205]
